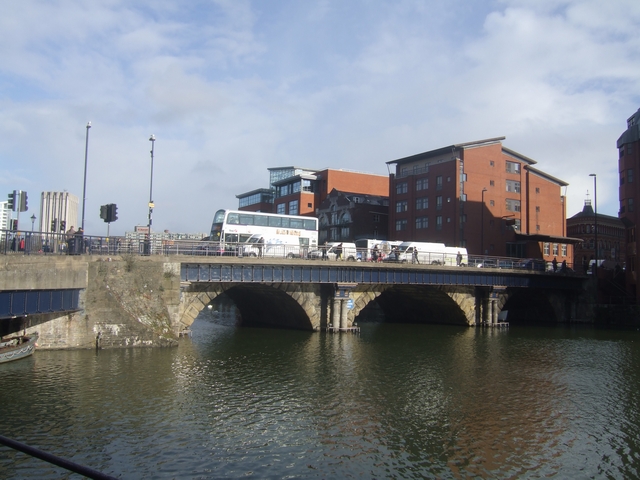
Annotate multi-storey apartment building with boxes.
[40,191,79,234]
[387,137,575,262]
[618,107,640,300]
[567,198,625,274]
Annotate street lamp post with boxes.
[481,188,487,256]
[81,122,91,231]
[30,214,36,231]
[147,135,156,253]
[589,173,598,275]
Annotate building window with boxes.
[436,216,442,230]
[416,197,428,210]
[629,169,634,183]
[514,219,521,231]
[506,161,521,174]
[536,225,540,231]
[506,180,521,193]
[629,198,635,212]
[490,180,495,186]
[460,214,467,224]
[341,227,349,238]
[277,203,286,214]
[536,187,540,193]
[490,160,495,166]
[628,144,634,155]
[621,173,626,185]
[416,178,428,190]
[553,244,559,256]
[396,201,408,213]
[416,216,428,229]
[373,214,380,222]
[395,219,407,231]
[396,182,408,194]
[289,200,299,215]
[436,196,443,210]
[562,244,567,256]
[436,176,443,190]
[447,176,451,182]
[506,199,521,212]
[490,200,495,207]
[544,243,550,255]
[536,206,540,212]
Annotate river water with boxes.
[1,305,640,479]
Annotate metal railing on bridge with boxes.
[0,229,577,275]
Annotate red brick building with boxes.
[567,198,625,275]
[618,107,640,300]
[387,137,576,262]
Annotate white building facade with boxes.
[40,191,79,233]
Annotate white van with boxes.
[389,242,467,266]
[443,247,468,266]
[310,242,359,261]
[387,242,444,263]
[355,239,402,262]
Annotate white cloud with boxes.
[1,0,638,236]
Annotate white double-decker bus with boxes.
[210,209,318,258]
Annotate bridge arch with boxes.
[500,288,562,323]
[179,283,323,331]
[351,285,477,326]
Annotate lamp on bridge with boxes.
[481,187,488,256]
[148,134,156,234]
[30,214,36,231]
[81,121,91,231]
[589,173,597,277]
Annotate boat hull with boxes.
[0,333,38,364]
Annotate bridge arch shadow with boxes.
[501,289,559,324]
[184,284,317,331]
[356,286,470,326]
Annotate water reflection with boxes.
[1,310,639,478]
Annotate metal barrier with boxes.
[0,434,117,480]
[0,230,576,273]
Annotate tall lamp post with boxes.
[589,173,597,275]
[148,134,156,238]
[81,121,91,231]
[481,188,487,256]
[30,214,36,231]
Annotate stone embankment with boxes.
[2,255,182,349]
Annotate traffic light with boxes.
[100,205,108,222]
[7,191,16,211]
[60,220,66,232]
[19,191,28,212]
[11,219,17,231]
[51,219,58,232]
[104,204,118,223]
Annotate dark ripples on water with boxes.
[1,315,639,479]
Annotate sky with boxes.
[1,0,639,236]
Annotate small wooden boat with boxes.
[0,332,38,364]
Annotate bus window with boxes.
[227,213,239,225]
[255,215,269,226]
[289,219,303,229]
[211,230,221,241]
[213,210,226,224]
[303,219,316,230]
[239,214,254,225]
[281,218,290,228]
[225,233,239,243]
[268,217,282,227]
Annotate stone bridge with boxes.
[0,255,588,349]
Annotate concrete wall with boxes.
[17,256,182,349]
